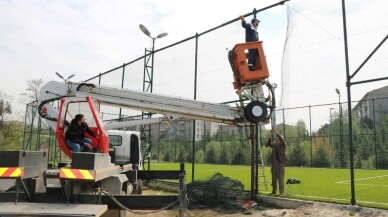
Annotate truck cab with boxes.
[108,130,143,169]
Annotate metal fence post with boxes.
[309,105,312,167]
[372,99,377,169]
[192,32,199,186]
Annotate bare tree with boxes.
[19,79,44,103]
[0,91,12,129]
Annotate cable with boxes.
[101,190,181,215]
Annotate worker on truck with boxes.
[239,15,260,71]
[65,114,98,152]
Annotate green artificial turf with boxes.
[149,162,388,209]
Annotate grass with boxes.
[149,162,388,210]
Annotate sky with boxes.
[0,0,387,131]
[0,0,288,120]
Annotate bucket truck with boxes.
[0,40,274,217]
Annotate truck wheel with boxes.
[126,182,134,195]
[136,180,143,195]
[244,100,268,123]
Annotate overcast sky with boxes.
[0,0,288,120]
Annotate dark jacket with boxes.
[65,120,96,145]
[241,21,259,42]
[267,133,287,163]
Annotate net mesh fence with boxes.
[26,0,388,209]
[280,0,388,108]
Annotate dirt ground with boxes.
[127,189,388,217]
[2,181,387,217]
[126,202,388,217]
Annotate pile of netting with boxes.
[187,172,246,213]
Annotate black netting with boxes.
[187,172,246,213]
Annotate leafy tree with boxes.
[288,142,307,166]
[219,146,229,165]
[163,151,171,162]
[312,145,331,167]
[19,79,44,103]
[231,149,243,165]
[186,148,193,163]
[0,91,12,129]
[205,130,211,142]
[195,150,205,163]
[376,115,388,169]
[206,145,217,164]
[0,121,23,150]
[177,148,185,162]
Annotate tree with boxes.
[163,151,171,162]
[186,147,193,163]
[231,149,243,165]
[0,120,23,150]
[19,79,44,103]
[177,148,185,162]
[288,142,307,166]
[206,145,217,164]
[195,150,205,163]
[219,146,229,165]
[312,145,331,167]
[0,91,12,129]
[295,120,305,135]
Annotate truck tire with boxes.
[132,180,143,195]
[136,180,143,195]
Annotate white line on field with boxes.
[336,175,388,184]
[288,194,388,206]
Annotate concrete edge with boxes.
[255,195,313,209]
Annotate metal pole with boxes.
[330,108,334,168]
[282,108,285,138]
[250,124,255,200]
[119,63,125,123]
[339,95,343,168]
[192,33,199,185]
[240,127,243,165]
[22,103,29,150]
[147,39,156,171]
[158,121,160,163]
[255,124,259,195]
[143,48,147,92]
[309,105,312,167]
[151,38,155,93]
[372,99,377,169]
[341,0,356,206]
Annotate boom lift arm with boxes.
[38,81,264,157]
[38,41,275,158]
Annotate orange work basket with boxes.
[228,41,269,89]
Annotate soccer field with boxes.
[150,162,388,209]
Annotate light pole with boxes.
[336,88,343,168]
[330,107,335,168]
[139,24,168,92]
[139,24,168,170]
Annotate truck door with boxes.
[130,134,140,166]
